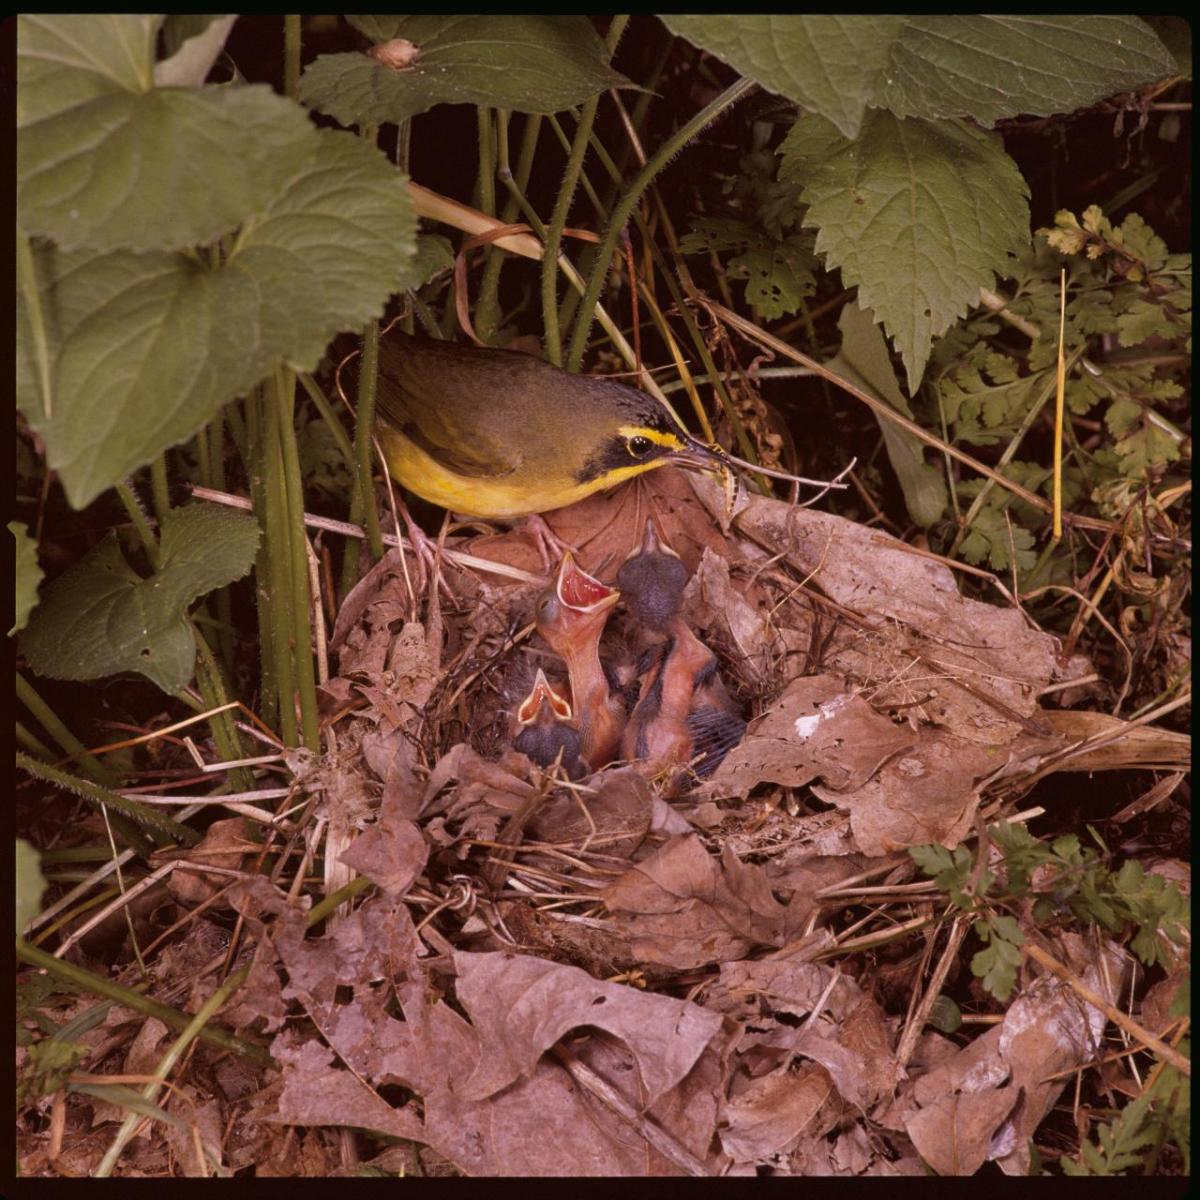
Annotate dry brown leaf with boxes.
[705,674,916,801]
[339,818,427,896]
[1037,709,1191,772]
[602,834,809,968]
[165,817,256,906]
[893,932,1131,1175]
[451,948,724,1103]
[694,480,1059,744]
[719,1062,837,1163]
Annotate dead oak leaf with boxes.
[451,948,724,1104]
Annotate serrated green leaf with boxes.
[21,504,260,693]
[20,130,416,508]
[11,521,44,635]
[16,839,46,935]
[404,232,455,291]
[959,507,1037,573]
[731,234,818,319]
[663,15,905,138]
[18,16,319,254]
[300,16,631,128]
[781,111,1030,393]
[828,303,947,527]
[879,16,1176,126]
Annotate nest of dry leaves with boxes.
[33,469,1189,1178]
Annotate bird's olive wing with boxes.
[376,335,523,478]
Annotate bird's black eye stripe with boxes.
[628,435,653,457]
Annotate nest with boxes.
[190,468,1188,1176]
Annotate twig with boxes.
[1023,941,1190,1077]
[550,1043,711,1176]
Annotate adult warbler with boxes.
[374,330,729,520]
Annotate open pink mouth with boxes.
[556,554,619,612]
[517,668,573,724]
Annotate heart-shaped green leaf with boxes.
[300,15,631,127]
[19,129,416,508]
[17,14,318,253]
[781,111,1030,393]
[21,504,260,693]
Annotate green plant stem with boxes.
[16,752,190,852]
[191,625,254,792]
[150,454,171,522]
[16,674,117,787]
[477,110,544,338]
[271,367,321,750]
[552,115,766,484]
[542,97,603,366]
[340,320,383,602]
[283,14,301,100]
[473,108,502,343]
[16,940,274,1068]
[208,413,236,674]
[245,388,284,737]
[566,76,755,372]
[97,961,256,1176]
[115,481,159,569]
[306,874,373,927]
[16,720,56,762]
[297,370,357,477]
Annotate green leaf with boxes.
[959,507,1037,573]
[16,15,161,123]
[16,839,47,935]
[403,232,455,292]
[20,503,260,693]
[300,16,631,128]
[154,15,238,88]
[662,16,1175,136]
[878,16,1177,126]
[781,111,1030,393]
[662,15,905,138]
[18,16,319,254]
[731,234,818,319]
[20,130,416,508]
[828,303,947,526]
[11,521,44,635]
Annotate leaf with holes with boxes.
[300,15,631,128]
[20,504,260,693]
[17,14,319,253]
[780,110,1030,393]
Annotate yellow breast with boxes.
[376,424,673,519]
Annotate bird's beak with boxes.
[634,516,679,561]
[555,553,620,614]
[668,435,735,474]
[517,667,573,725]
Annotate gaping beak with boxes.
[517,667,573,725]
[555,553,620,614]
